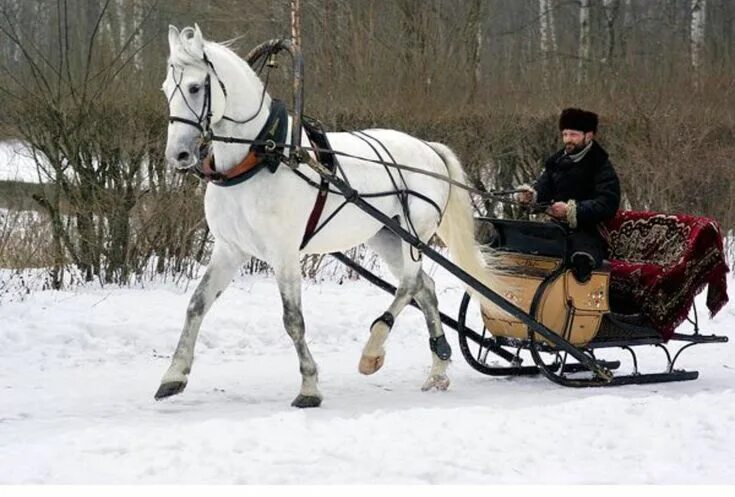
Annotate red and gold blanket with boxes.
[604,211,729,340]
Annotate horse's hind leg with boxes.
[155,244,241,400]
[274,259,322,408]
[360,228,416,374]
[359,281,417,375]
[413,271,452,391]
[361,227,451,390]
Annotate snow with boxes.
[1,261,734,484]
[0,141,151,186]
[0,140,44,183]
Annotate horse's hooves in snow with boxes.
[358,354,385,375]
[421,374,450,392]
[291,394,322,408]
[154,381,187,400]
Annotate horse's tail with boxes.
[429,142,504,302]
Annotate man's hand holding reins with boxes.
[546,201,568,219]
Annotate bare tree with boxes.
[132,0,145,70]
[602,0,620,64]
[466,0,483,103]
[578,0,591,84]
[115,0,127,51]
[0,0,176,285]
[620,0,633,56]
[539,0,557,79]
[690,0,707,87]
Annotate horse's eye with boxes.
[189,85,201,95]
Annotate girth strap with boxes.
[299,117,338,250]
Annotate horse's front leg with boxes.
[275,260,322,408]
[155,244,241,400]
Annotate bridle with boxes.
[166,51,271,160]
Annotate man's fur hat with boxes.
[559,108,598,133]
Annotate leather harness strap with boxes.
[201,149,260,182]
[299,118,337,251]
[195,103,337,253]
[196,99,288,187]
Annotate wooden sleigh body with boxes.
[456,217,728,386]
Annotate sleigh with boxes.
[453,213,729,386]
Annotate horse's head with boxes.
[163,25,227,170]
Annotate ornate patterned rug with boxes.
[604,211,730,340]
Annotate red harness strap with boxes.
[299,119,337,251]
[201,150,260,182]
[299,143,331,251]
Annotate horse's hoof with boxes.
[421,374,450,392]
[154,381,187,400]
[358,354,385,375]
[291,394,322,408]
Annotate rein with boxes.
[194,130,548,208]
[166,51,547,210]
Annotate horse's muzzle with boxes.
[168,154,198,171]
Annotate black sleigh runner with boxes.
[179,35,730,391]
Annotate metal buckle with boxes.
[264,139,277,152]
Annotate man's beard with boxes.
[564,142,587,154]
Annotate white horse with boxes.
[158,25,501,407]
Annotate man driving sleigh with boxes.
[516,107,621,282]
[515,107,728,338]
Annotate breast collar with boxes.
[195,99,289,187]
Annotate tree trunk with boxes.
[133,0,144,70]
[7,0,22,64]
[620,0,633,58]
[602,0,619,65]
[76,202,96,281]
[32,189,66,290]
[539,0,557,80]
[115,0,127,53]
[690,0,707,87]
[85,0,101,54]
[578,0,591,84]
[466,0,483,103]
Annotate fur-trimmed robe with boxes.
[534,140,620,231]
[521,140,621,269]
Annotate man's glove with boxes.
[514,184,536,204]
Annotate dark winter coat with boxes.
[534,140,621,232]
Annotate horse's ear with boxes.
[168,25,181,54]
[188,23,205,59]
[194,23,204,41]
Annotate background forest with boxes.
[1,0,733,287]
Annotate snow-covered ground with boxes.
[0,140,155,187]
[1,260,734,484]
[0,141,43,183]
